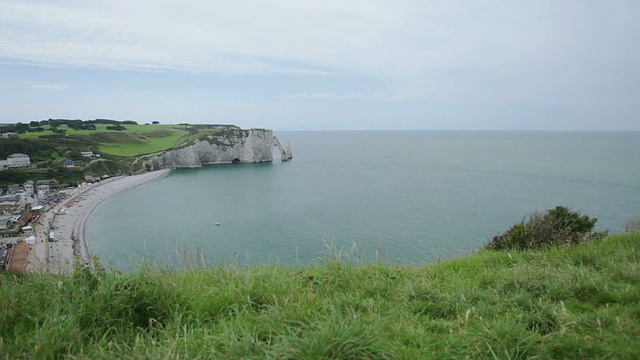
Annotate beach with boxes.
[30,169,170,274]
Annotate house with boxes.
[0,194,18,214]
[36,179,59,190]
[63,159,75,168]
[0,132,19,139]
[7,153,30,169]
[23,180,34,194]
[81,151,94,158]
[7,184,19,194]
[0,160,7,170]
[0,201,17,213]
[36,184,50,197]
[0,194,18,202]
[0,213,30,238]
[35,179,58,199]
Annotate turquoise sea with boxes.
[90,131,640,268]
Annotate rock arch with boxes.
[273,136,292,161]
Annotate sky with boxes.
[1,0,639,131]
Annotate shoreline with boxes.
[41,169,171,274]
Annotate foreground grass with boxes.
[1,234,638,359]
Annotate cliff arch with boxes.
[273,136,290,161]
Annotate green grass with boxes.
[19,124,187,138]
[19,124,197,157]
[96,130,188,156]
[1,233,638,359]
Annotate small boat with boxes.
[215,223,221,226]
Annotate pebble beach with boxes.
[30,169,171,274]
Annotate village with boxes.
[0,151,104,274]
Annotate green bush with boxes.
[486,206,599,250]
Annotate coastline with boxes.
[40,169,171,274]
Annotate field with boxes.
[1,233,638,358]
[17,124,192,157]
[95,126,190,156]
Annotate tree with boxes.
[106,125,126,131]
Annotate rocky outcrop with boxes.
[144,128,292,171]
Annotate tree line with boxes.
[1,119,139,133]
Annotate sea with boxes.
[89,131,640,269]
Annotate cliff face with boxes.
[144,128,292,170]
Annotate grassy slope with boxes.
[18,124,191,157]
[1,233,638,359]
[96,128,189,156]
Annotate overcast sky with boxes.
[1,0,638,130]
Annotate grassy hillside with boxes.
[16,124,192,157]
[1,233,638,359]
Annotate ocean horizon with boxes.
[89,130,640,269]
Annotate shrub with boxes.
[486,206,598,251]
[106,125,126,131]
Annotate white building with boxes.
[7,153,30,169]
[37,184,50,199]
[0,201,16,213]
[23,180,34,194]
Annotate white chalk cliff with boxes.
[144,128,292,170]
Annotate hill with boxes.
[1,233,638,358]
[0,120,241,187]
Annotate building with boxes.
[0,201,17,213]
[0,194,17,214]
[0,195,17,202]
[36,184,50,198]
[0,132,19,139]
[36,180,59,199]
[0,160,7,170]
[0,193,27,214]
[63,159,75,168]
[7,153,30,169]
[23,180,34,194]
[0,213,30,238]
[36,179,59,189]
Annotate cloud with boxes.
[0,1,535,77]
[31,84,66,90]
[1,1,638,82]
[279,92,408,101]
[1,1,638,129]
